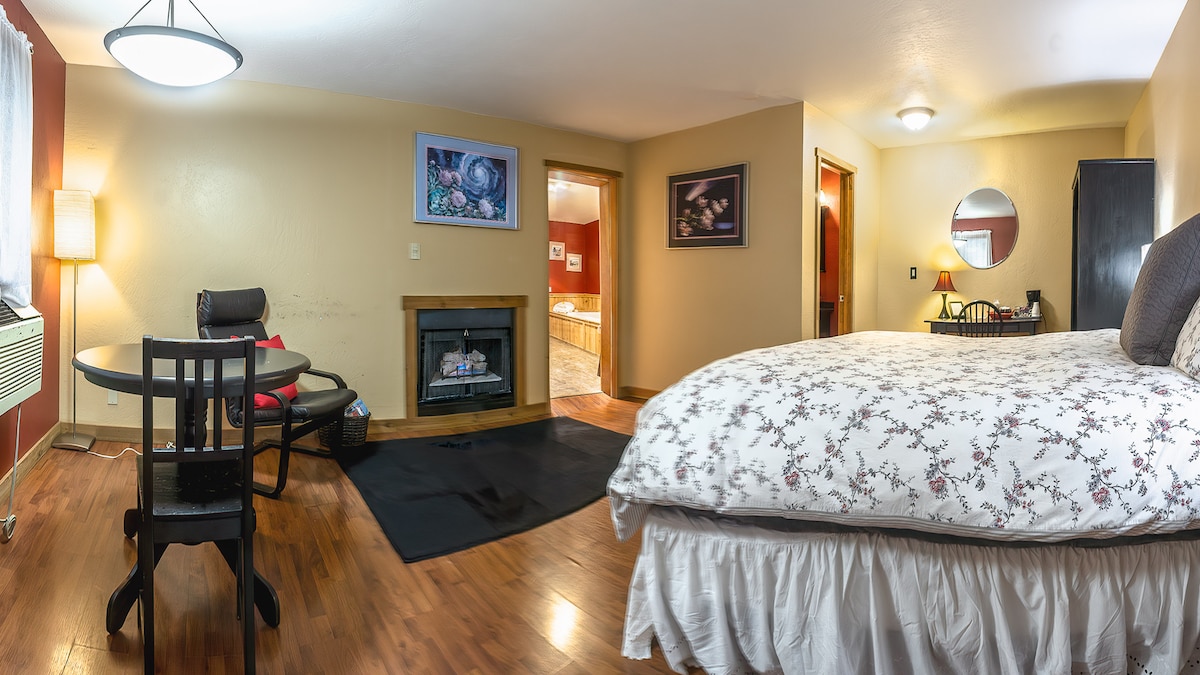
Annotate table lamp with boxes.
[52,190,96,452]
[932,270,956,320]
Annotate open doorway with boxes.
[545,163,620,399]
[816,151,855,338]
[548,175,601,397]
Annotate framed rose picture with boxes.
[566,253,582,272]
[415,132,518,229]
[549,241,565,260]
[668,162,748,248]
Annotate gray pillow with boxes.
[1119,214,1200,365]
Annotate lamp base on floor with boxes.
[52,431,95,452]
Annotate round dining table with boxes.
[74,342,311,634]
[74,342,310,399]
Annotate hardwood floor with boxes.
[0,395,680,674]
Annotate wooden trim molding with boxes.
[814,149,857,337]
[372,402,550,435]
[542,159,623,179]
[89,403,555,446]
[402,295,528,310]
[0,423,59,503]
[618,386,659,402]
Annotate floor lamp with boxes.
[51,190,96,452]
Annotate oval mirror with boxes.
[951,188,1018,269]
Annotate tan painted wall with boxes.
[877,128,1124,333]
[1125,0,1200,234]
[624,104,806,391]
[623,103,882,392]
[802,102,882,335]
[62,65,626,427]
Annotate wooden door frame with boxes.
[815,150,856,336]
[545,161,621,397]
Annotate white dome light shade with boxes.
[898,106,934,131]
[104,25,242,87]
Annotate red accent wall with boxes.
[952,216,1018,265]
[4,1,65,461]
[549,220,600,294]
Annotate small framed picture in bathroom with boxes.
[566,253,582,272]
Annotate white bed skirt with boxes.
[624,507,1200,675]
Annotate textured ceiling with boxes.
[19,0,1188,148]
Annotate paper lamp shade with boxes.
[931,270,956,293]
[54,190,96,261]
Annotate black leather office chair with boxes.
[957,300,1005,337]
[136,336,261,674]
[197,288,357,499]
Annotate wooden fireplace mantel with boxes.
[402,295,528,311]
[402,295,539,431]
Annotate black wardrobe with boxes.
[1071,158,1155,331]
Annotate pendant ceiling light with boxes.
[104,0,242,87]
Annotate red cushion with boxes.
[253,335,299,409]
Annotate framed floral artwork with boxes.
[415,132,518,229]
[549,241,565,260]
[566,253,582,272]
[668,162,747,248]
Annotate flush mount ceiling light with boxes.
[898,106,935,131]
[104,0,243,87]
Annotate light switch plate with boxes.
[108,390,118,405]
[909,267,917,280]
[409,243,421,260]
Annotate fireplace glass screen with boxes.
[416,308,514,416]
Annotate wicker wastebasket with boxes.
[318,413,370,448]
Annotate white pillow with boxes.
[1171,295,1200,380]
[552,301,575,314]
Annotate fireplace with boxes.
[417,308,513,416]
[403,296,527,418]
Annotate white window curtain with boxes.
[952,229,994,268]
[0,5,33,308]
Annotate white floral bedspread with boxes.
[608,330,1200,543]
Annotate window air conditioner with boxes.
[0,301,43,543]
[0,301,43,417]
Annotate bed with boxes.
[550,294,601,354]
[607,218,1200,674]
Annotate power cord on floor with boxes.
[86,446,142,460]
[84,440,175,460]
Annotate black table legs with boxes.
[105,531,281,634]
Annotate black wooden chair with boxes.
[196,287,357,498]
[957,300,1004,337]
[137,336,259,674]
